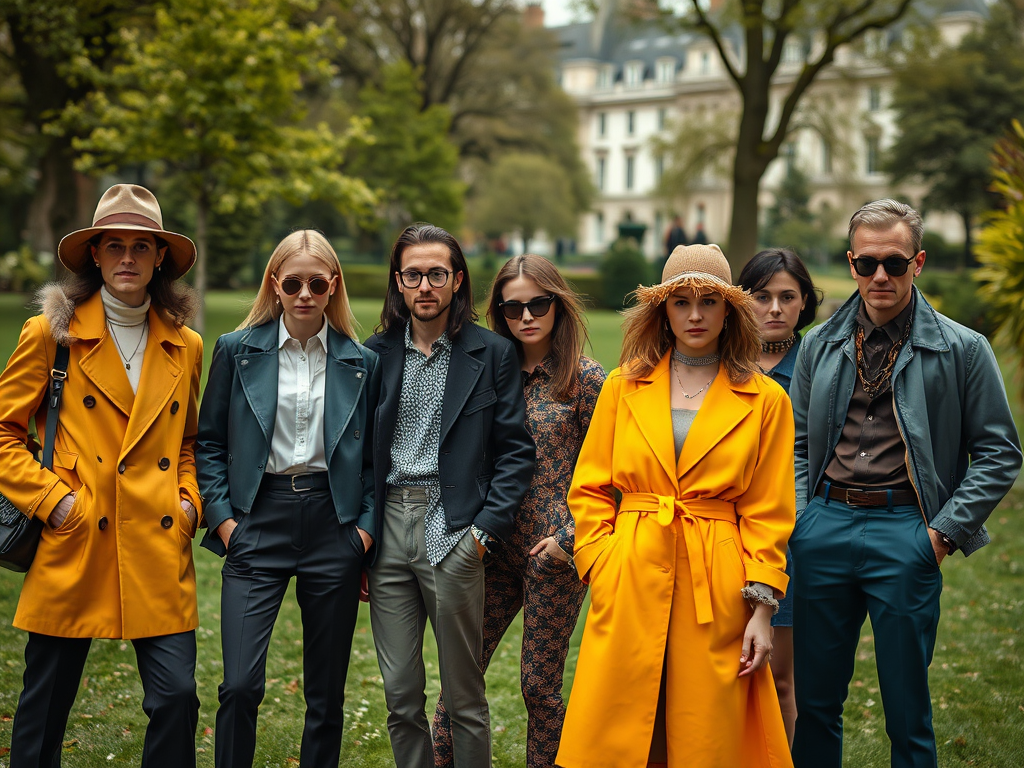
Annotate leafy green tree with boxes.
[0,0,162,257]
[471,153,577,253]
[649,0,918,266]
[349,60,463,235]
[886,3,1024,265]
[328,0,593,216]
[66,0,374,330]
[976,119,1024,393]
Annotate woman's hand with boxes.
[356,527,373,553]
[48,493,76,529]
[180,499,197,529]
[738,603,774,677]
[217,518,238,551]
[529,536,571,562]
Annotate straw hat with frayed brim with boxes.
[57,184,197,277]
[634,243,753,308]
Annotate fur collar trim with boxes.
[35,283,78,347]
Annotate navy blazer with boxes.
[365,321,535,544]
[196,320,381,557]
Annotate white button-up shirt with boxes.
[267,316,329,474]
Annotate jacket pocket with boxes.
[463,389,497,415]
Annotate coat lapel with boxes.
[236,322,279,448]
[324,329,367,464]
[121,307,184,459]
[676,373,755,480]
[72,293,135,417]
[623,356,677,487]
[440,328,484,444]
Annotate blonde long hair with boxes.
[238,230,357,338]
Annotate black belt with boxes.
[815,481,917,508]
[262,472,330,493]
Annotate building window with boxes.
[597,112,606,137]
[864,29,888,57]
[627,110,636,136]
[625,61,644,87]
[625,155,635,190]
[866,136,880,175]
[596,155,606,190]
[821,138,832,174]
[700,51,711,75]
[656,58,676,84]
[595,212,605,245]
[782,40,803,64]
[868,85,881,112]
[655,154,665,182]
[597,65,614,89]
[783,141,796,173]
[658,107,667,131]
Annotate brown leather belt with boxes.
[815,481,917,508]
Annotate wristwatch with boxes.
[939,532,957,554]
[470,525,493,551]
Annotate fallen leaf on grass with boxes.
[285,679,300,694]
[63,739,79,748]
[0,747,10,756]
[286,758,300,764]
[1,714,12,721]
[204,727,214,736]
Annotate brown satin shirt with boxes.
[825,298,914,490]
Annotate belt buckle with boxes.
[291,473,313,493]
[847,488,870,506]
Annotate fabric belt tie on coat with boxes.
[619,492,738,625]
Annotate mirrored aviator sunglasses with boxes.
[498,295,556,320]
[278,276,332,295]
[851,255,916,277]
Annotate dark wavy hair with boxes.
[736,248,821,331]
[62,234,198,327]
[378,223,477,337]
[486,254,589,400]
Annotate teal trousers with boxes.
[791,495,942,768]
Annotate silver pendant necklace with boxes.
[673,358,715,400]
[108,321,147,370]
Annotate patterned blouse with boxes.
[512,356,606,557]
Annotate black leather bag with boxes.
[0,344,70,572]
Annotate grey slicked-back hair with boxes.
[848,199,924,254]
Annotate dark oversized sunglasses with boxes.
[498,295,556,321]
[276,275,332,295]
[850,255,917,277]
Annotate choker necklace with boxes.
[762,334,797,355]
[672,348,720,367]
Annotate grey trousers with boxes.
[368,487,490,768]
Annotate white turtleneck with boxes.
[101,285,150,394]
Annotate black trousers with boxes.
[10,630,199,768]
[215,478,364,768]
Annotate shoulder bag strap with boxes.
[40,344,70,472]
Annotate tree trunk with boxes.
[960,210,975,268]
[726,72,774,273]
[193,194,208,334]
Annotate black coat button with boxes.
[118,462,126,474]
[83,395,96,408]
[353,430,360,439]
[98,516,108,531]
[161,516,173,529]
[170,401,179,414]
[158,457,170,471]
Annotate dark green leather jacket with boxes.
[791,287,1021,556]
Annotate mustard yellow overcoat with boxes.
[557,353,795,768]
[0,288,203,639]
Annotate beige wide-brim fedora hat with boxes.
[57,184,197,276]
[635,243,752,307]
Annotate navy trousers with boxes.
[10,631,199,768]
[790,496,942,768]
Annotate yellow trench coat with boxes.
[0,289,203,639]
[557,353,795,768]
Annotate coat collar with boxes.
[816,286,949,352]
[624,351,757,486]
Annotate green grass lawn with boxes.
[0,286,1023,766]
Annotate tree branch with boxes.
[688,0,742,86]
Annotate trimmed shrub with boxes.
[599,239,651,309]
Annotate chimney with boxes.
[524,3,545,29]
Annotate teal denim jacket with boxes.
[790,288,1022,556]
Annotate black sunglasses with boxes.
[498,295,556,321]
[850,255,917,277]
[276,275,332,296]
